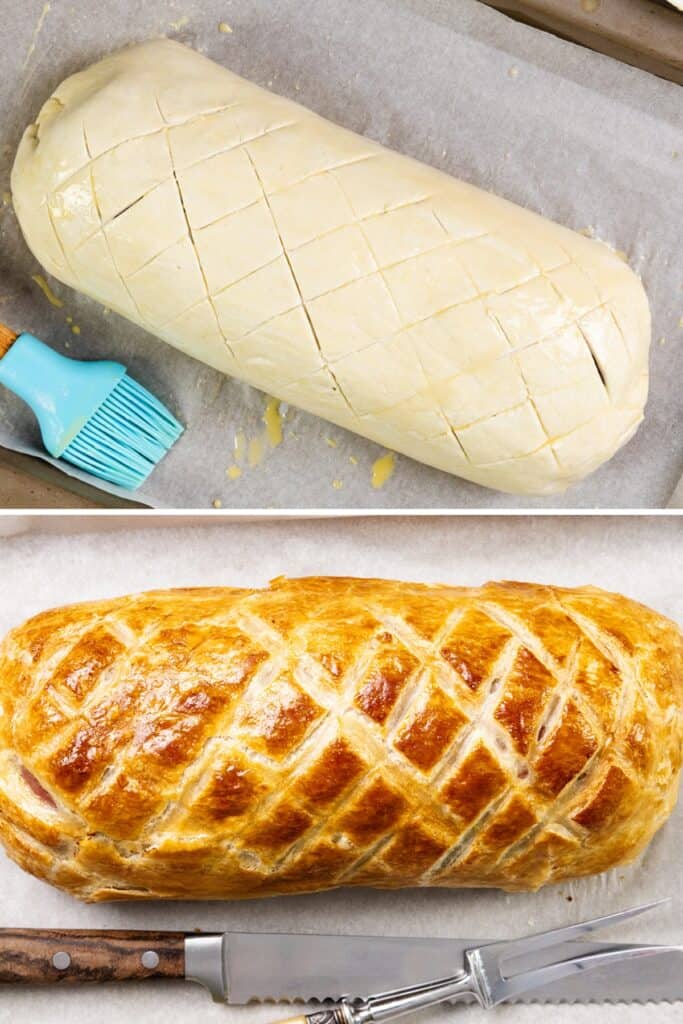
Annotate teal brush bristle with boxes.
[61,375,184,489]
[0,332,184,490]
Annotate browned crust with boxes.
[0,577,680,901]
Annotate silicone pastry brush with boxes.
[0,322,183,489]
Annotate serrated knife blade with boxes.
[184,932,683,1005]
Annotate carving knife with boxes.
[186,929,682,1004]
[1,925,680,1003]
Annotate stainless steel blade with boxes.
[224,932,683,1005]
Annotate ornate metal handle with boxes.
[271,1013,349,1024]
[268,973,476,1024]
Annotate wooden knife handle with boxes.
[0,929,185,985]
[0,323,18,359]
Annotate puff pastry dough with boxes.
[0,578,680,901]
[11,41,650,495]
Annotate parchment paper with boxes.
[0,514,681,1023]
[0,0,681,509]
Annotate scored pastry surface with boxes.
[0,578,680,901]
[11,40,650,494]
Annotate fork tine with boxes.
[488,943,679,1005]
[486,899,669,963]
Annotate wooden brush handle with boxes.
[0,323,18,359]
[0,929,185,985]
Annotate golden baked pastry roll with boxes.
[0,578,680,900]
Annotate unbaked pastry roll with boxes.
[11,41,650,493]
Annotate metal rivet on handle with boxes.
[141,950,160,969]
[52,952,71,970]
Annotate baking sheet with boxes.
[0,514,681,1023]
[0,0,681,510]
